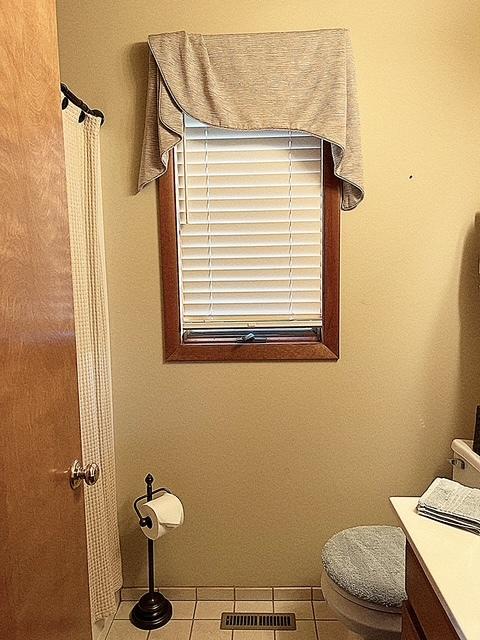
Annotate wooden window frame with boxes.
[157,143,341,362]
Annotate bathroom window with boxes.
[158,115,340,362]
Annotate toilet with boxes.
[449,438,480,489]
[321,525,405,640]
[321,438,480,640]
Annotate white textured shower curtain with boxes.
[62,99,122,621]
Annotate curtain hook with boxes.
[78,110,86,123]
[61,96,69,110]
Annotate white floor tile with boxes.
[315,620,352,639]
[197,587,235,601]
[234,601,273,613]
[190,619,233,639]
[115,601,135,619]
[233,631,274,640]
[172,600,196,619]
[158,587,197,601]
[274,601,313,620]
[235,588,272,601]
[106,619,148,639]
[277,620,317,639]
[313,601,337,620]
[312,587,324,601]
[273,588,311,601]
[121,588,147,601]
[149,619,192,639]
[195,600,234,619]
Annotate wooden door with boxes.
[0,1,92,639]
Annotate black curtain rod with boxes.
[61,83,105,126]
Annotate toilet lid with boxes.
[321,525,407,608]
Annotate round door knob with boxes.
[84,462,100,486]
[70,460,101,489]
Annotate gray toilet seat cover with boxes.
[321,525,407,608]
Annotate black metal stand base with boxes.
[130,591,173,630]
[131,475,174,630]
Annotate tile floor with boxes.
[106,596,351,639]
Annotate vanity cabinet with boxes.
[392,496,479,640]
[402,542,460,640]
[401,604,423,640]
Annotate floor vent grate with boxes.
[220,612,296,631]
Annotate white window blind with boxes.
[174,115,323,330]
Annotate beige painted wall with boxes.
[56,1,480,587]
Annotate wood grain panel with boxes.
[0,1,92,638]
[405,543,459,640]
[402,603,426,640]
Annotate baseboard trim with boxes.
[120,585,324,602]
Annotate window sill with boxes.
[165,341,339,362]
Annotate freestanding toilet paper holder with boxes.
[130,473,173,630]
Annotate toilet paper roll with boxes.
[139,492,184,540]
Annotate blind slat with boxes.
[182,256,321,270]
[181,200,321,214]
[184,136,319,150]
[175,116,323,329]
[178,174,320,188]
[177,149,321,164]
[177,162,321,177]
[182,268,321,281]
[184,304,321,315]
[182,318,321,329]
[185,290,321,303]
[178,185,322,200]
[180,222,320,236]
[181,235,322,248]
[182,250,321,261]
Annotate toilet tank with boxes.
[450,439,480,488]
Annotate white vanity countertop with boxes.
[390,497,480,640]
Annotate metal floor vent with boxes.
[220,612,296,631]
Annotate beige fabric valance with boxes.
[139,29,364,210]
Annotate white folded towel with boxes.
[416,477,480,535]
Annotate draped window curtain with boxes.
[62,99,122,621]
[138,29,364,210]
